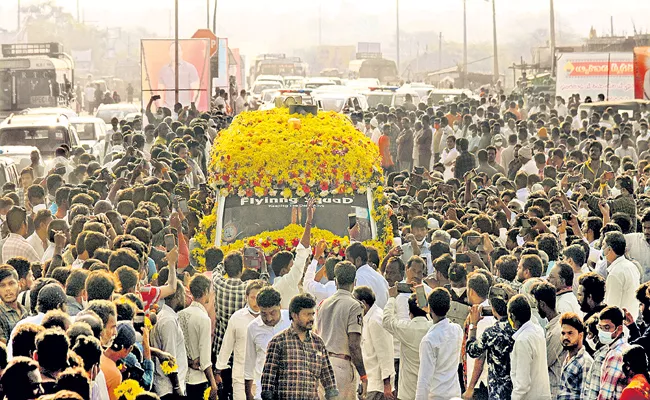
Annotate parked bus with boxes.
[0,43,75,119]
[349,58,399,86]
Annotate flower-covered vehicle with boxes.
[192,107,393,267]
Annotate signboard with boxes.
[634,47,650,99]
[140,38,211,111]
[219,194,373,245]
[192,29,218,57]
[556,52,634,101]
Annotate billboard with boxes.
[634,47,650,99]
[556,52,634,101]
[140,39,211,111]
[212,38,229,89]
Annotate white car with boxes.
[314,91,368,113]
[250,81,283,101]
[70,117,108,162]
[255,75,285,86]
[304,77,337,90]
[95,103,139,127]
[425,88,474,105]
[20,107,78,119]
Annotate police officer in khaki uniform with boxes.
[316,261,368,400]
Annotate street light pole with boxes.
[174,0,179,106]
[396,0,401,73]
[17,0,20,33]
[549,0,556,76]
[207,0,210,29]
[492,0,499,84]
[463,0,468,87]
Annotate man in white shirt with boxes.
[548,263,583,317]
[562,244,591,297]
[234,89,248,115]
[500,133,518,172]
[303,253,337,304]
[1,206,40,264]
[383,289,432,400]
[271,200,314,309]
[415,287,463,400]
[346,242,389,308]
[508,294,552,400]
[353,286,395,399]
[518,146,538,176]
[26,209,52,260]
[464,272,496,398]
[244,287,291,400]
[400,217,434,275]
[602,231,642,320]
[216,280,263,400]
[178,275,218,400]
[614,134,638,165]
[625,212,650,283]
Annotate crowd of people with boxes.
[0,87,649,400]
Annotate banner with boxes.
[634,47,650,99]
[140,39,211,111]
[212,38,229,89]
[556,52,634,101]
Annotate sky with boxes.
[1,0,650,59]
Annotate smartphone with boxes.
[164,233,176,252]
[151,94,161,101]
[562,211,572,221]
[348,213,357,230]
[520,217,532,229]
[133,311,145,333]
[465,234,482,251]
[178,199,189,214]
[407,185,417,197]
[465,169,477,180]
[243,247,260,269]
[481,306,493,317]
[415,285,428,308]
[396,282,412,293]
[456,253,471,263]
[413,166,425,175]
[410,174,423,189]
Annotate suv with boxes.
[0,113,80,170]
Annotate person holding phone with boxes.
[398,216,434,275]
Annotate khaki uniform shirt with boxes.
[315,289,364,356]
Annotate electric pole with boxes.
[550,0,556,76]
[174,0,179,106]
[492,0,499,83]
[396,0,401,73]
[463,0,468,87]
[439,32,442,70]
[207,0,210,29]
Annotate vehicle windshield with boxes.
[220,194,373,244]
[0,127,67,153]
[96,107,137,124]
[72,123,96,140]
[394,93,419,106]
[319,98,347,112]
[305,82,334,89]
[366,93,394,108]
[0,70,57,111]
[262,91,279,103]
[252,83,281,95]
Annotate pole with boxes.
[213,0,217,33]
[463,0,468,87]
[17,0,20,33]
[174,0,179,106]
[549,0,556,76]
[318,1,322,46]
[438,32,442,70]
[77,0,80,22]
[610,16,614,36]
[492,0,499,84]
[396,0,400,73]
[207,0,210,29]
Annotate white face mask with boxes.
[586,336,597,349]
[247,305,260,316]
[598,328,616,345]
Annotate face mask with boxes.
[247,305,260,316]
[598,328,616,345]
[516,235,525,247]
[586,336,597,349]
[610,187,621,198]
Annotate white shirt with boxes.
[244,310,291,400]
[520,159,539,176]
[516,187,530,205]
[41,242,55,263]
[625,233,650,283]
[216,307,258,382]
[440,147,459,181]
[605,256,641,320]
[401,240,434,276]
[1,233,40,264]
[152,305,188,397]
[415,318,463,400]
[556,290,583,317]
[93,370,110,400]
[355,264,390,309]
[510,320,552,400]
[272,243,311,309]
[302,260,336,303]
[382,298,432,400]
[178,301,212,385]
[361,304,395,393]
[26,232,46,260]
[467,299,495,387]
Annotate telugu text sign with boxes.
[556,52,634,101]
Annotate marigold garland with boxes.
[114,379,144,400]
[160,360,178,375]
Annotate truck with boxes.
[248,54,309,88]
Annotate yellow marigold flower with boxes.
[114,379,144,400]
[161,360,178,375]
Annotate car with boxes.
[70,116,108,162]
[250,81,283,101]
[19,107,78,119]
[0,157,19,188]
[255,75,285,86]
[314,91,368,113]
[95,103,140,126]
[425,88,474,105]
[0,114,80,171]
[283,76,305,88]
[304,77,337,90]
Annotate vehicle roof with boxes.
[253,81,282,86]
[0,157,16,165]
[20,107,78,118]
[96,103,139,111]
[313,91,362,99]
[70,116,105,123]
[0,114,71,127]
